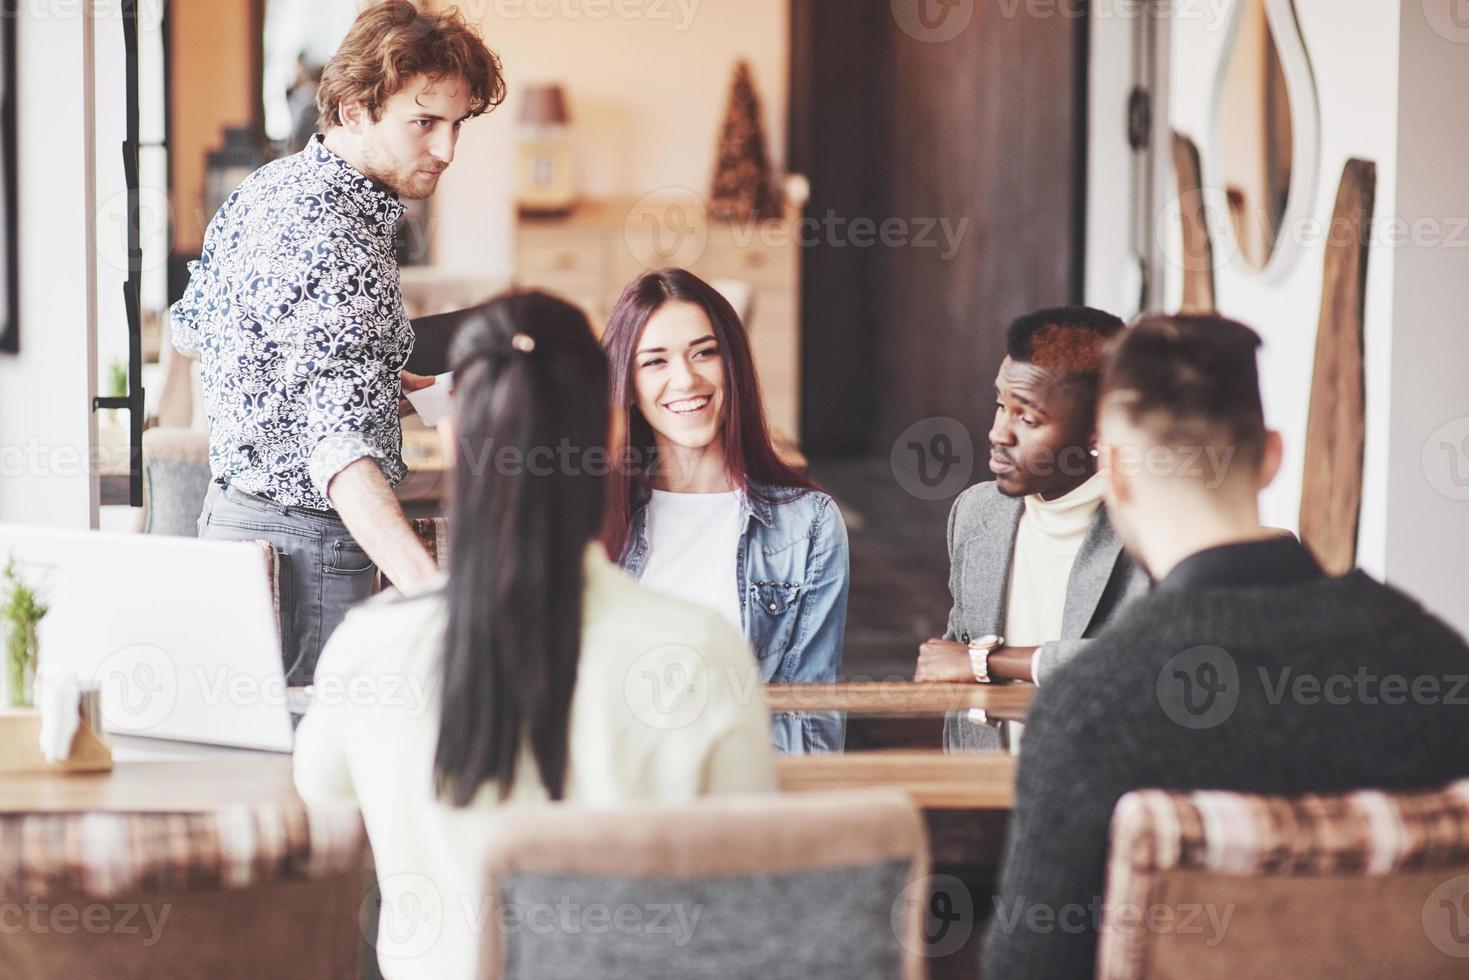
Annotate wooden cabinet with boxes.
[515,197,803,442]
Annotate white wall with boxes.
[1384,0,1469,631]
[1084,2,1143,319]
[1091,0,1469,633]
[0,4,99,527]
[431,0,789,276]
[1164,0,1402,574]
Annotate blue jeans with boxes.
[198,482,378,685]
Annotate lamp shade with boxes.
[519,84,569,126]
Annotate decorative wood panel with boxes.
[1171,131,1217,312]
[1299,158,1375,575]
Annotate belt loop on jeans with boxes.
[222,483,282,516]
[221,482,344,524]
[222,483,298,518]
[291,502,344,522]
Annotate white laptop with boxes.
[0,525,297,753]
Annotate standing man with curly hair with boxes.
[171,2,505,683]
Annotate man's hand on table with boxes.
[915,639,1042,684]
[915,639,978,682]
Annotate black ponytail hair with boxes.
[434,291,609,805]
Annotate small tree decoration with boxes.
[3,556,47,708]
[710,61,778,222]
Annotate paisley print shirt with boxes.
[170,134,413,511]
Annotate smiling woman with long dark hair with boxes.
[293,290,776,980]
[601,268,850,754]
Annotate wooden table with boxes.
[2,684,1021,980]
[765,681,1033,719]
[0,749,1014,815]
[777,751,1015,810]
[0,748,1015,888]
[0,755,296,813]
[2,681,1030,873]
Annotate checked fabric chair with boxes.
[1097,779,1469,979]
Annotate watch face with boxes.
[970,634,1002,650]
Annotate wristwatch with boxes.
[967,634,1005,684]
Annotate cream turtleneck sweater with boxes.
[1003,472,1106,652]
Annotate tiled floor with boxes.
[807,456,957,682]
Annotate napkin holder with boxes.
[0,692,112,773]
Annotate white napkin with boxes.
[405,372,454,428]
[37,668,81,763]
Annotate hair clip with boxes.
[511,333,536,353]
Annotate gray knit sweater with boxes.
[980,570,1469,978]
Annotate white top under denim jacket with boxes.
[619,481,851,755]
[638,489,744,629]
[293,546,778,980]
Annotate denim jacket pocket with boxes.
[749,580,802,667]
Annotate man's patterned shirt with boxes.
[171,133,413,510]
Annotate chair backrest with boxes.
[373,517,448,593]
[410,517,449,569]
[1098,780,1469,979]
[0,804,369,979]
[140,427,212,536]
[478,791,931,980]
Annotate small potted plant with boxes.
[2,556,47,708]
[107,359,128,421]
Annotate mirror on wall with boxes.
[1218,0,1292,270]
[1213,0,1317,278]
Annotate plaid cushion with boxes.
[411,517,448,568]
[0,805,365,900]
[252,540,283,641]
[1098,780,1469,978]
[371,517,448,594]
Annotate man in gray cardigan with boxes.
[981,314,1469,978]
[915,307,1150,686]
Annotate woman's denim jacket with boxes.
[619,482,849,754]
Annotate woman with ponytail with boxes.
[601,269,850,755]
[293,291,776,980]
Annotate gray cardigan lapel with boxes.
[957,492,1023,638]
[1060,506,1126,639]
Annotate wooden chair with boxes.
[408,517,449,570]
[0,804,369,979]
[476,791,931,980]
[1097,779,1469,979]
[139,427,212,536]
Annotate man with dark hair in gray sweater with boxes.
[981,314,1469,978]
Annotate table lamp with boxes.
[516,84,577,218]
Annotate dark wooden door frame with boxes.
[789,0,1090,457]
